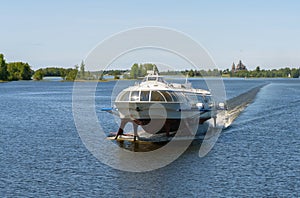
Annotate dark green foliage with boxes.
[33,69,44,80]
[125,64,300,79]
[33,67,80,81]
[7,62,33,81]
[180,69,220,77]
[1,52,299,81]
[163,67,299,78]
[65,69,78,81]
[159,70,183,75]
[43,67,64,76]
[60,68,67,79]
[230,67,299,78]
[0,54,8,81]
[112,70,120,79]
[256,66,260,72]
[100,70,126,75]
[291,68,300,78]
[188,69,195,77]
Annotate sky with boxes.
[1,0,300,70]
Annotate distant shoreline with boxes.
[1,77,298,84]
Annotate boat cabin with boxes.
[141,75,167,84]
[116,90,183,102]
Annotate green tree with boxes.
[7,62,33,81]
[20,63,32,80]
[33,69,44,80]
[80,60,85,79]
[7,63,20,80]
[130,63,139,79]
[0,54,8,81]
[283,67,291,77]
[291,68,300,78]
[256,66,260,72]
[188,69,195,77]
[60,68,67,80]
[65,68,78,81]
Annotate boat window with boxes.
[130,91,140,101]
[148,77,157,81]
[118,91,130,101]
[203,95,212,103]
[160,91,173,102]
[151,91,165,101]
[169,91,178,102]
[140,91,150,101]
[205,95,214,106]
[197,95,205,103]
[176,92,188,103]
[187,93,198,103]
[158,77,165,83]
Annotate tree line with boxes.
[1,53,299,81]
[33,67,79,81]
[0,54,33,81]
[160,69,221,77]
[0,53,80,81]
[229,66,300,78]
[161,67,300,78]
[91,65,300,79]
[33,61,90,81]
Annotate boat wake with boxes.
[223,84,268,128]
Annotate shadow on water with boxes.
[113,140,168,152]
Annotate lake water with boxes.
[0,78,299,197]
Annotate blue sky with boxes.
[1,0,300,70]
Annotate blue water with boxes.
[0,78,299,196]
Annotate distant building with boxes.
[231,60,247,72]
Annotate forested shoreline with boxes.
[0,53,299,82]
[0,54,78,81]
